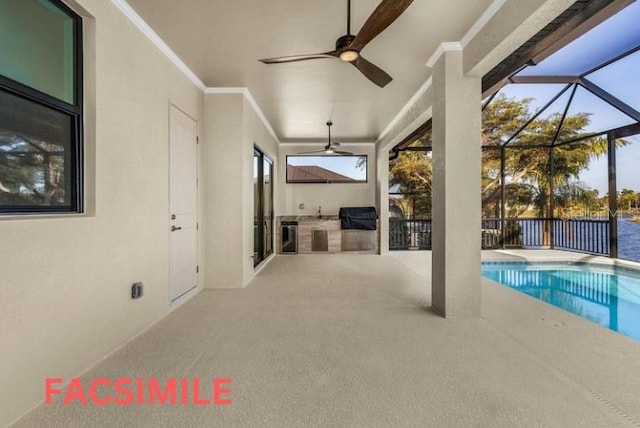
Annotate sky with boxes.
[285,4,640,194]
[287,155,367,181]
[497,1,640,194]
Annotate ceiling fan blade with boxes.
[333,149,354,155]
[259,51,339,64]
[297,149,327,155]
[349,0,413,52]
[351,55,392,87]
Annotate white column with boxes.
[203,93,245,288]
[431,49,482,318]
[377,151,390,254]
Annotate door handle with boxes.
[171,225,182,232]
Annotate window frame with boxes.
[285,154,369,184]
[0,0,83,215]
[254,146,274,267]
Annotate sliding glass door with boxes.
[254,147,273,266]
[263,156,274,258]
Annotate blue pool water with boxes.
[482,262,640,341]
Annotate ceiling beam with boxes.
[611,122,640,139]
[580,77,640,122]
[508,75,580,84]
[528,0,634,66]
[502,84,572,146]
[482,0,633,97]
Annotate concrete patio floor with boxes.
[14,251,640,427]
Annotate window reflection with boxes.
[286,155,367,183]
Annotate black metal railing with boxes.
[482,218,550,249]
[389,219,432,250]
[552,218,609,255]
[482,218,609,255]
[391,217,610,256]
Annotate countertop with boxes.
[277,215,340,221]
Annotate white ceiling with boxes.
[125,0,494,142]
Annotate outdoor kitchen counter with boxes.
[277,215,340,222]
[275,216,378,254]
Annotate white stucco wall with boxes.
[242,97,279,284]
[463,0,575,77]
[203,92,278,289]
[0,0,204,425]
[203,94,244,288]
[0,0,589,424]
[278,143,377,217]
[374,0,579,251]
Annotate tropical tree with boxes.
[618,188,640,214]
[0,135,66,206]
[390,95,619,219]
[481,95,612,217]
[389,128,433,218]
[554,181,600,217]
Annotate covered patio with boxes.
[3,0,640,425]
[387,0,640,263]
[15,252,640,427]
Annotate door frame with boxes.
[168,102,201,309]
[253,145,274,267]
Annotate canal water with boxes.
[618,218,640,262]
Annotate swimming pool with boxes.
[482,261,640,341]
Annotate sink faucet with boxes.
[318,205,322,219]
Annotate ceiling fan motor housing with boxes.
[259,0,413,87]
[336,34,356,51]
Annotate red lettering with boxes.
[45,378,62,404]
[114,378,133,405]
[181,378,188,405]
[148,378,176,405]
[63,378,87,405]
[214,378,232,405]
[193,378,210,405]
[89,378,111,405]
[48,377,231,406]
[136,378,144,405]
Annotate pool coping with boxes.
[391,249,640,423]
[481,259,640,278]
[482,249,640,269]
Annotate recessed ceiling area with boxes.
[124,0,494,142]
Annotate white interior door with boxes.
[169,104,198,302]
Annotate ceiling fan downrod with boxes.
[347,0,351,35]
[339,0,359,62]
[258,0,414,88]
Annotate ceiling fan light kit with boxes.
[259,0,413,87]
[297,121,354,156]
[339,50,359,62]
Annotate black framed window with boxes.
[254,147,274,266]
[286,155,367,183]
[0,0,83,214]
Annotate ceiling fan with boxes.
[259,0,413,88]
[298,121,353,155]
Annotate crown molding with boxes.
[111,1,280,142]
[425,0,505,68]
[378,0,505,144]
[110,0,206,92]
[461,0,507,48]
[206,88,279,143]
[204,87,245,94]
[379,107,433,153]
[425,42,463,68]
[377,77,432,144]
[112,0,505,147]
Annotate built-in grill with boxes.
[338,207,378,230]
